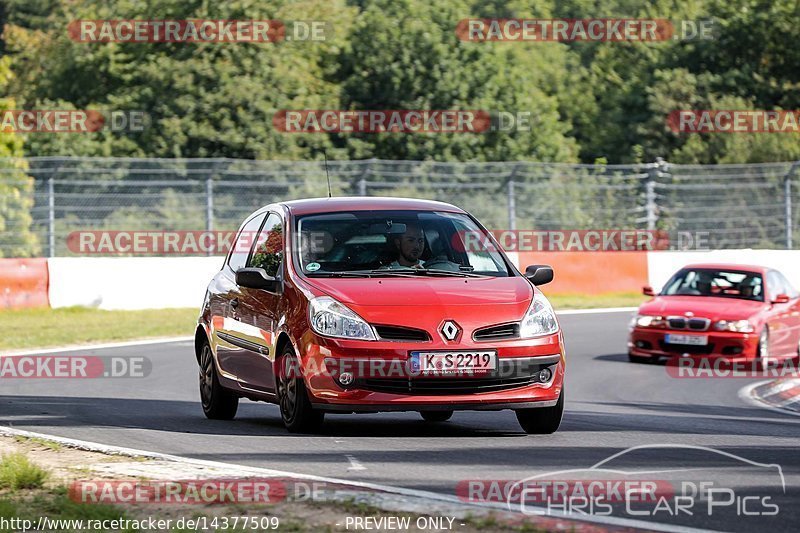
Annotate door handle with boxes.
[230,298,239,309]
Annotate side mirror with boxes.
[524,264,554,286]
[642,286,655,297]
[772,293,790,304]
[236,267,279,292]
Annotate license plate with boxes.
[665,334,708,346]
[410,351,497,373]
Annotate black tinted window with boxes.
[249,213,283,278]
[228,214,266,271]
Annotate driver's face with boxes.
[396,226,425,262]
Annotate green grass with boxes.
[13,436,62,452]
[0,453,49,490]
[548,291,645,310]
[0,307,198,350]
[0,293,637,352]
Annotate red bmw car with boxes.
[629,263,800,365]
[195,197,565,433]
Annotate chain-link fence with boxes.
[0,157,798,257]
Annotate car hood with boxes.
[638,295,768,321]
[303,275,532,307]
[302,275,535,334]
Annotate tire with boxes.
[628,352,652,364]
[199,340,239,420]
[516,390,564,435]
[420,410,453,422]
[277,347,324,433]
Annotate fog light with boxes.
[538,368,552,382]
[338,372,354,386]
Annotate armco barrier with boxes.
[47,257,224,310]
[0,258,49,309]
[3,251,800,311]
[516,251,649,295]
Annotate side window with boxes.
[228,214,266,272]
[778,272,799,298]
[767,271,786,298]
[249,213,283,278]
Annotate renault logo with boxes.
[440,320,461,341]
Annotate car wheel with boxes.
[420,410,453,422]
[756,328,771,369]
[628,352,652,364]
[277,346,324,433]
[199,340,239,420]
[516,390,564,434]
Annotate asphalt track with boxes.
[2,310,799,532]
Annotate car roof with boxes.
[682,263,770,274]
[279,196,464,216]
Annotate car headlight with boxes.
[713,319,754,333]
[519,292,559,338]
[633,315,666,328]
[309,296,376,340]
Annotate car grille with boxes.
[356,357,558,395]
[374,325,431,342]
[473,323,520,341]
[667,317,711,331]
[658,341,714,355]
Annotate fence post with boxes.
[358,177,367,196]
[507,179,516,231]
[205,177,213,232]
[785,162,798,249]
[47,177,55,257]
[645,158,663,231]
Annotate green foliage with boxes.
[0,55,40,257]
[3,0,800,163]
[0,452,49,490]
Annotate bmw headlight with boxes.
[713,319,754,333]
[309,296,376,340]
[633,315,666,328]
[519,292,559,338]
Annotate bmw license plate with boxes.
[664,334,708,346]
[410,351,497,373]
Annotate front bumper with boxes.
[298,331,565,410]
[628,327,758,361]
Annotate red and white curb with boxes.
[0,426,712,533]
[744,378,800,414]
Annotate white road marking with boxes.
[345,454,366,471]
[2,336,193,356]
[556,307,638,315]
[0,425,715,533]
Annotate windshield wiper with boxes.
[306,270,374,278]
[365,268,484,278]
[416,268,485,278]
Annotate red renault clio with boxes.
[195,197,565,433]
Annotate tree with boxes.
[0,56,39,257]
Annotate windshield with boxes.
[661,268,764,302]
[295,210,511,277]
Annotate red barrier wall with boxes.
[516,251,649,295]
[0,258,49,309]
